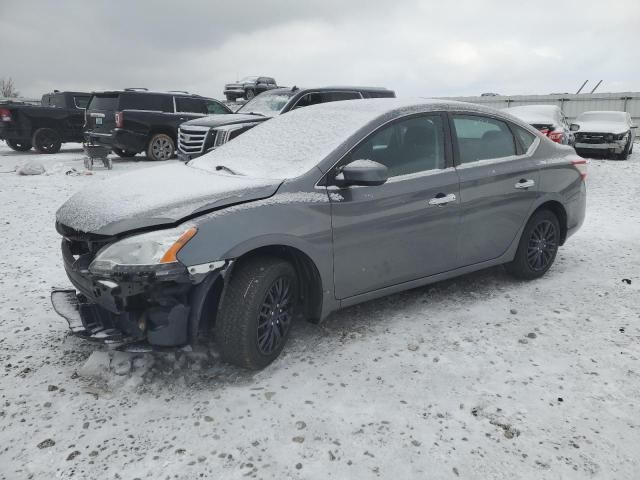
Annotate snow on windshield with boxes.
[190,101,391,179]
[190,98,481,180]
[237,91,293,116]
[578,111,626,122]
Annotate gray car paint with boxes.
[58,99,586,325]
[176,100,585,322]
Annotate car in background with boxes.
[0,90,90,153]
[178,86,395,160]
[571,111,637,160]
[223,76,278,102]
[53,98,586,370]
[504,105,574,146]
[84,89,232,161]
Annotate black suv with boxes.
[223,76,277,101]
[0,91,90,153]
[178,86,395,160]
[84,89,232,161]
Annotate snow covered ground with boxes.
[0,142,639,479]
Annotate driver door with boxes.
[329,113,460,299]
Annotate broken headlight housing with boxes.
[89,226,197,275]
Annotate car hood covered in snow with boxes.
[182,113,270,129]
[574,120,629,135]
[56,163,281,236]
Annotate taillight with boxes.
[548,131,564,143]
[539,128,550,135]
[572,158,587,181]
[0,108,12,122]
[115,111,123,128]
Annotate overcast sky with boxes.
[1,0,638,99]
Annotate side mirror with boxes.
[570,124,580,132]
[335,160,388,187]
[631,124,638,129]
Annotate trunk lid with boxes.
[56,163,282,236]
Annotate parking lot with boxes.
[0,143,639,479]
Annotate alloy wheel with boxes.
[527,220,558,271]
[256,277,293,355]
[151,137,173,160]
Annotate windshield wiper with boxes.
[215,165,243,175]
[240,111,266,116]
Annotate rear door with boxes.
[85,93,120,135]
[330,113,460,299]
[451,113,540,266]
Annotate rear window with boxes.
[119,93,173,112]
[88,94,119,111]
[175,97,206,114]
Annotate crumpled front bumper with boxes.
[575,140,626,153]
[52,238,229,350]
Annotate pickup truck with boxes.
[84,89,232,161]
[223,76,278,102]
[178,86,396,160]
[0,91,90,153]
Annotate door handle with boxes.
[515,179,535,189]
[428,193,457,206]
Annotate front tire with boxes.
[507,209,560,280]
[225,94,237,102]
[113,147,136,158]
[32,128,61,154]
[146,133,174,161]
[215,256,299,370]
[6,139,32,152]
[245,89,255,100]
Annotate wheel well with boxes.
[534,201,568,245]
[236,245,323,323]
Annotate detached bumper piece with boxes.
[51,289,139,348]
[51,289,191,351]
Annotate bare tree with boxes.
[1,78,19,98]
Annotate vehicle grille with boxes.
[178,125,210,154]
[575,133,607,144]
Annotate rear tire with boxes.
[146,133,174,161]
[215,256,299,370]
[113,147,136,158]
[6,139,32,152]
[507,209,560,280]
[32,128,61,154]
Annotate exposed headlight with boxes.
[89,226,197,275]
[614,132,629,141]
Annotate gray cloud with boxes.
[1,0,638,99]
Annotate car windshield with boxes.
[189,101,386,180]
[236,91,295,116]
[578,111,626,122]
[239,76,258,83]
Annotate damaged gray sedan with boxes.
[52,98,586,369]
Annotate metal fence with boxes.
[440,92,640,124]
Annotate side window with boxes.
[120,94,173,112]
[74,96,89,109]
[175,97,207,114]
[294,91,361,109]
[206,101,229,114]
[512,125,536,151]
[452,115,516,164]
[349,115,446,177]
[52,94,66,108]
